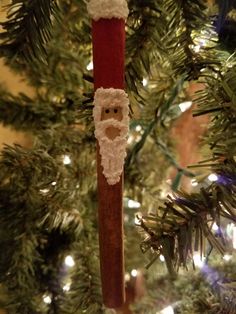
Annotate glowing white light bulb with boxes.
[131,269,138,277]
[191,179,198,187]
[128,199,141,209]
[142,78,148,86]
[159,254,165,262]
[193,45,201,53]
[40,188,50,194]
[212,222,219,231]
[63,155,71,165]
[52,96,60,103]
[86,61,93,71]
[208,173,218,182]
[63,282,71,292]
[43,295,52,304]
[193,252,205,268]
[223,254,232,261]
[65,255,75,267]
[135,125,142,132]
[179,101,192,113]
[160,305,174,314]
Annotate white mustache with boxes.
[95,118,128,141]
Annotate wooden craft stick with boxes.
[88,0,127,308]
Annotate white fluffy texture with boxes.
[95,120,128,184]
[93,88,129,185]
[93,88,129,124]
[87,0,129,21]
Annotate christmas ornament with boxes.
[93,88,129,185]
[87,0,129,308]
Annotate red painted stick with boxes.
[92,19,126,308]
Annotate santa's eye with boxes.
[105,109,110,114]
[114,108,118,113]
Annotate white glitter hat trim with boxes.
[87,0,129,21]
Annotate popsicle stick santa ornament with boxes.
[87,0,129,309]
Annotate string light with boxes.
[193,252,205,268]
[131,269,138,277]
[86,61,93,71]
[63,282,71,292]
[142,78,148,87]
[52,96,61,103]
[208,173,218,182]
[192,35,208,53]
[43,295,52,304]
[193,45,201,53]
[179,101,192,113]
[191,179,198,187]
[65,255,75,267]
[160,305,174,314]
[212,222,219,231]
[135,125,142,132]
[223,254,232,262]
[128,199,141,209]
[40,188,50,195]
[159,255,165,262]
[63,155,72,165]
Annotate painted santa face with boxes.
[101,106,123,121]
[101,106,123,140]
[93,88,129,185]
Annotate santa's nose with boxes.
[105,126,121,140]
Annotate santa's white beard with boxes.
[95,119,128,185]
